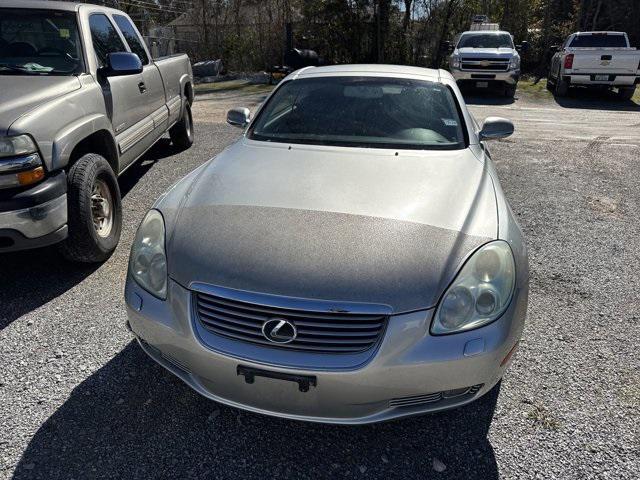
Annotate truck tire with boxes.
[618,86,636,101]
[169,103,194,150]
[555,77,569,97]
[59,153,122,263]
[504,84,517,98]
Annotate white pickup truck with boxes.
[548,31,640,99]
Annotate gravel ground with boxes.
[1,86,639,480]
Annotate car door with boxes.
[112,15,167,139]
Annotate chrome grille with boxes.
[461,58,509,71]
[194,290,388,353]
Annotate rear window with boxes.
[569,34,627,48]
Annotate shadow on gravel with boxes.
[0,139,179,329]
[13,342,499,480]
[463,94,515,106]
[552,88,640,112]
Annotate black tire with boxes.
[59,153,122,263]
[546,77,555,91]
[169,103,194,150]
[618,86,636,101]
[555,76,569,97]
[504,84,517,98]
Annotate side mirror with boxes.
[517,41,530,53]
[100,52,142,76]
[479,117,514,141]
[550,45,560,53]
[227,107,251,128]
[441,41,453,54]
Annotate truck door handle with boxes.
[138,82,147,93]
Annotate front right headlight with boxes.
[450,55,461,69]
[431,240,516,335]
[0,135,37,158]
[130,209,168,300]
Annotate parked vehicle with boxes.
[0,1,194,262]
[548,31,640,99]
[448,29,529,97]
[126,64,529,424]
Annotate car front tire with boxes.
[59,153,122,263]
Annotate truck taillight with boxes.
[564,54,574,69]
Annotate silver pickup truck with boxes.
[0,0,194,262]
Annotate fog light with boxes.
[17,167,45,186]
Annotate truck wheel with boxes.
[504,85,517,98]
[169,103,194,150]
[617,87,636,101]
[555,77,569,97]
[59,153,122,263]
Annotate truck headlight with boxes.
[451,55,461,69]
[130,209,168,300]
[431,241,516,335]
[0,135,38,158]
[509,57,520,70]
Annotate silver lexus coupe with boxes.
[125,65,529,424]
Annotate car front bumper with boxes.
[0,171,68,252]
[451,69,520,86]
[126,277,528,424]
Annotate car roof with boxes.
[574,31,626,36]
[1,1,81,11]
[293,64,443,82]
[460,30,511,35]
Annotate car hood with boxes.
[0,75,81,135]
[456,47,516,59]
[165,140,498,313]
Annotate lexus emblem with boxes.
[262,318,297,344]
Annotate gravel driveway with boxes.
[1,85,638,480]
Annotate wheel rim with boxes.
[185,108,193,142]
[91,178,114,238]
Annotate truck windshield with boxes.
[458,33,513,49]
[569,34,627,48]
[249,77,466,150]
[0,9,83,75]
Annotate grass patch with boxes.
[517,77,552,99]
[194,79,274,95]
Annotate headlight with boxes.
[509,56,520,70]
[0,135,38,158]
[450,55,461,69]
[130,209,168,299]
[431,240,515,335]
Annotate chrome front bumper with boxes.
[451,69,520,85]
[0,171,68,252]
[126,278,527,424]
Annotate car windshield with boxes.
[0,9,83,75]
[458,33,513,49]
[249,77,466,150]
[569,34,627,48]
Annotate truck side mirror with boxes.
[517,41,530,53]
[479,117,514,141]
[100,52,143,76]
[550,45,560,53]
[227,107,251,128]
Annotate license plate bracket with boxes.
[594,74,609,81]
[476,81,489,88]
[237,365,317,392]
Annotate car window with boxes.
[249,77,466,150]
[89,13,126,67]
[0,8,83,75]
[458,33,513,49]
[113,15,149,65]
[569,34,627,48]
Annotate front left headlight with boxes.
[0,135,38,158]
[509,56,521,70]
[431,240,516,335]
[130,209,168,300]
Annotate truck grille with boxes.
[461,58,509,72]
[194,290,388,354]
